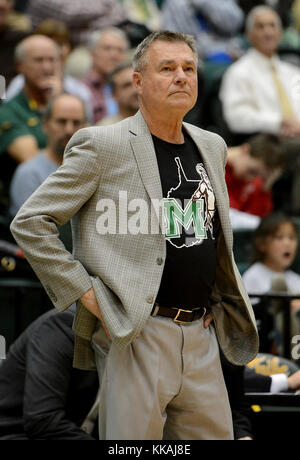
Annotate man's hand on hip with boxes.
[203,312,213,329]
[80,288,111,339]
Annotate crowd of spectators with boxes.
[2,0,300,220]
[1,0,300,441]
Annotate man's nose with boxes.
[42,59,55,75]
[65,121,77,135]
[174,67,187,83]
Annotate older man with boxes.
[0,34,61,208]
[82,27,129,123]
[9,93,86,217]
[11,31,258,440]
[220,5,300,137]
[0,35,61,164]
[97,62,139,126]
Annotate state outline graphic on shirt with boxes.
[163,157,216,249]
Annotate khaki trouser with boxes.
[92,315,234,440]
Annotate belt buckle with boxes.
[173,308,192,324]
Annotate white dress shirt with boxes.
[219,49,300,134]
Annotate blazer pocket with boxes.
[92,321,112,357]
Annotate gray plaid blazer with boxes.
[11,110,259,369]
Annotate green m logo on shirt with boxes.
[163,198,207,239]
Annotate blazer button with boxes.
[156,257,163,265]
[146,296,154,304]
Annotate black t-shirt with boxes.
[152,132,218,309]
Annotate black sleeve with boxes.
[23,313,95,440]
[221,354,253,440]
[244,367,272,393]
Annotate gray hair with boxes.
[245,5,282,33]
[132,31,198,73]
[43,93,87,122]
[88,27,129,51]
[14,35,60,63]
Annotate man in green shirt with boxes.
[0,91,47,159]
[0,34,61,162]
[0,34,61,208]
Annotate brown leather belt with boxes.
[151,304,207,324]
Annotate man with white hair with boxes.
[0,34,61,164]
[82,27,129,123]
[220,5,300,137]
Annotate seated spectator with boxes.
[24,0,127,46]
[5,20,94,124]
[0,0,30,87]
[97,62,139,126]
[82,27,129,124]
[238,0,293,29]
[0,34,63,206]
[162,0,245,61]
[242,213,300,352]
[220,5,300,137]
[0,35,61,164]
[0,305,99,440]
[226,134,284,217]
[243,213,300,296]
[9,93,86,217]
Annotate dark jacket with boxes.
[0,307,98,440]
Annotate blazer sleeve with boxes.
[10,127,101,312]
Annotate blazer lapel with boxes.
[183,123,233,249]
[129,111,163,203]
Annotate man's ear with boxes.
[132,71,143,94]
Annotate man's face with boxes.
[113,67,139,113]
[248,10,281,57]
[0,0,12,28]
[133,40,198,118]
[18,38,61,92]
[44,96,86,157]
[93,33,128,77]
